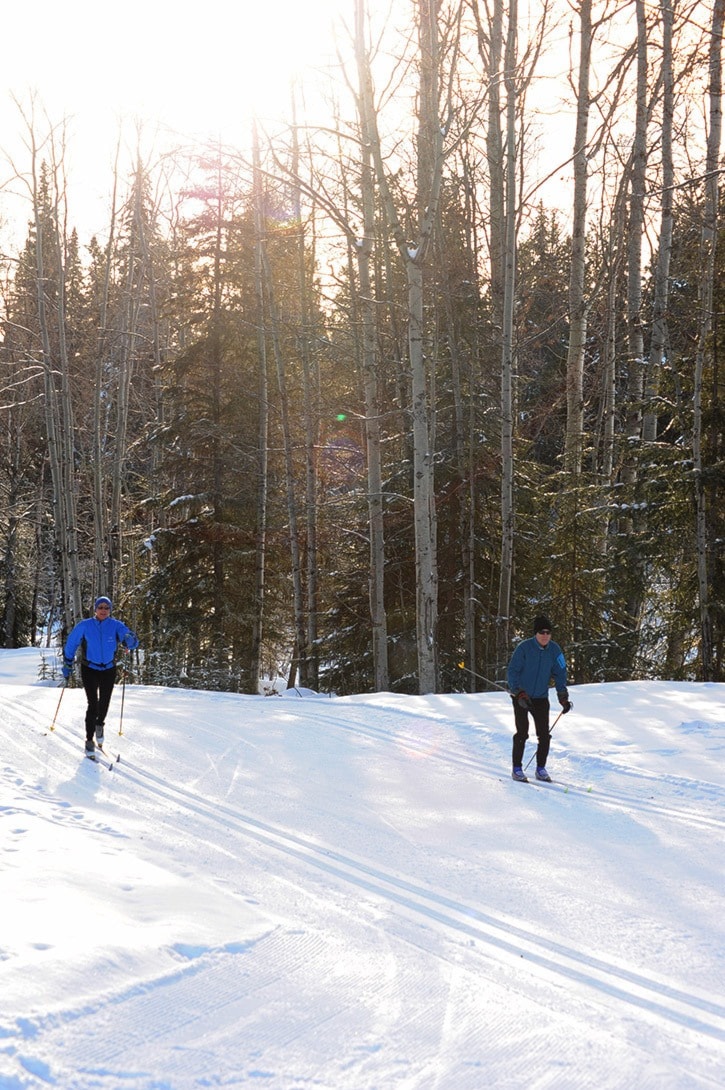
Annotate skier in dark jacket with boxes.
[63,596,139,756]
[507,614,572,782]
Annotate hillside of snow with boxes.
[1,646,724,1089]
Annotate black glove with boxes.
[558,691,572,713]
[516,690,533,711]
[62,659,73,680]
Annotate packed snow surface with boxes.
[1,647,724,1089]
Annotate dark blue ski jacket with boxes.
[507,637,568,700]
[64,616,138,671]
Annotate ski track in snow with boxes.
[298,702,725,833]
[22,705,725,1046]
[70,751,725,1040]
[1,678,724,1089]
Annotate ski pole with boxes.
[118,664,127,736]
[457,662,508,692]
[50,682,67,732]
[524,708,566,771]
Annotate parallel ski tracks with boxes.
[9,687,723,832]
[303,706,725,834]
[9,694,725,1051]
[111,754,725,1046]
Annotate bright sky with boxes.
[3,0,350,127]
[0,0,351,243]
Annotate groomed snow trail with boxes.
[1,664,723,1089]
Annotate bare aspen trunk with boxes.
[289,99,320,690]
[408,256,439,693]
[497,0,517,664]
[410,0,444,693]
[108,161,154,601]
[459,150,481,689]
[623,0,648,473]
[565,0,592,475]
[27,134,82,629]
[434,144,479,689]
[91,146,119,593]
[355,0,389,691]
[263,248,308,687]
[600,244,622,485]
[485,0,505,334]
[108,279,133,596]
[693,0,724,680]
[210,155,226,679]
[643,0,674,443]
[361,0,446,693]
[248,123,269,694]
[127,155,165,651]
[358,214,390,694]
[620,0,649,634]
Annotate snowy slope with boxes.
[1,646,724,1090]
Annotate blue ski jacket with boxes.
[64,616,139,671]
[507,637,568,700]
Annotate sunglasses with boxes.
[96,604,111,610]
[538,629,551,635]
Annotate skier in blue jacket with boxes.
[507,614,572,782]
[63,596,139,756]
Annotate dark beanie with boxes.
[533,615,552,633]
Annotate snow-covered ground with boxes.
[1,646,724,1090]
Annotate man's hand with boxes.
[517,690,533,711]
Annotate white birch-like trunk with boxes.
[643,0,674,443]
[289,100,320,690]
[249,123,269,694]
[565,0,592,475]
[91,142,119,593]
[408,257,439,693]
[360,0,446,692]
[693,0,724,680]
[497,0,517,662]
[623,0,648,483]
[355,0,389,691]
[263,248,308,688]
[26,127,82,628]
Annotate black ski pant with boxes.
[512,695,551,769]
[80,664,116,742]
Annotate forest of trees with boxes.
[0,0,723,694]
